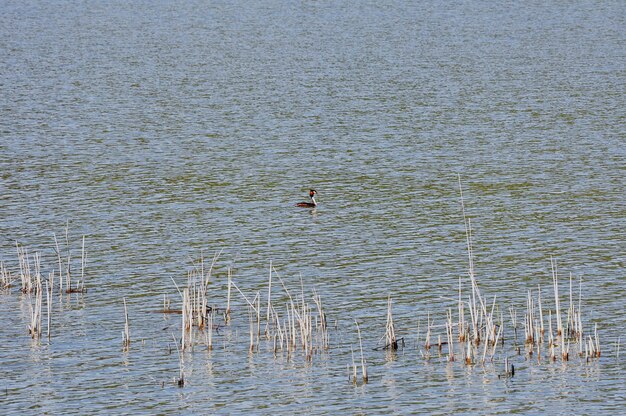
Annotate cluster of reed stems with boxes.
[1,229,87,341]
[165,237,606,390]
[406,256,602,368]
[13,231,87,296]
[161,245,606,389]
[169,255,330,363]
[402,178,605,368]
[1,260,15,290]
[2,191,610,388]
[384,296,397,351]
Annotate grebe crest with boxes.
[296,189,317,208]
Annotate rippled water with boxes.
[1,0,624,414]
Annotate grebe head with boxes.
[309,189,317,198]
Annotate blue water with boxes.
[1,0,624,414]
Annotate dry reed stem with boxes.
[64,223,72,293]
[226,268,231,322]
[172,334,185,387]
[248,306,255,353]
[350,346,357,384]
[313,291,328,350]
[551,257,563,336]
[509,307,518,344]
[53,234,63,294]
[28,279,43,339]
[265,261,272,338]
[458,275,465,342]
[446,309,455,362]
[425,312,432,353]
[255,293,261,346]
[181,288,191,351]
[538,285,544,341]
[229,278,259,314]
[594,323,601,358]
[46,280,51,340]
[355,320,368,383]
[80,235,86,292]
[548,310,556,361]
[123,297,130,350]
[207,311,213,351]
[385,296,397,350]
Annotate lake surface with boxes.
[1,0,624,414]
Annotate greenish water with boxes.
[1,0,624,414]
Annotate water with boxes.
[1,0,624,414]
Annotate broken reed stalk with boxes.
[385,295,397,351]
[206,311,213,351]
[122,297,130,350]
[355,320,368,383]
[465,338,472,364]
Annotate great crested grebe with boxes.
[295,189,317,208]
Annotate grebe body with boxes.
[296,189,317,208]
